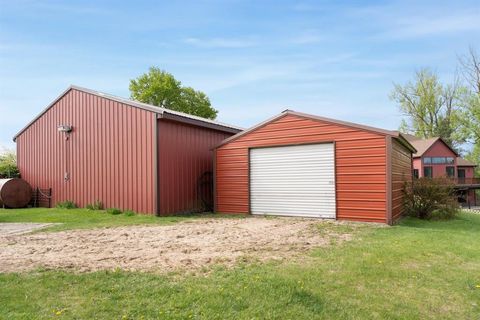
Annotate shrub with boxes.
[86,200,103,211]
[404,177,459,220]
[123,210,136,216]
[0,151,19,178]
[56,200,78,209]
[107,208,122,215]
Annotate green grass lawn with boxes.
[1,211,479,319]
[0,208,222,232]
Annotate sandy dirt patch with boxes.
[0,217,353,273]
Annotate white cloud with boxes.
[389,12,480,38]
[197,64,292,93]
[184,32,327,48]
[291,3,330,12]
[181,51,359,94]
[183,37,257,48]
[290,31,325,45]
[348,4,480,40]
[0,1,109,16]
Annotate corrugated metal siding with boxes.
[158,120,232,215]
[16,89,157,214]
[250,143,336,218]
[215,113,388,223]
[391,139,412,221]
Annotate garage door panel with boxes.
[251,160,335,166]
[252,202,336,210]
[251,154,334,160]
[250,143,336,218]
[252,204,335,216]
[250,189,335,194]
[251,194,336,201]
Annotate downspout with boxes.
[386,136,393,225]
[154,112,163,216]
[213,148,217,213]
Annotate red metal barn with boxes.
[14,86,241,215]
[214,110,415,224]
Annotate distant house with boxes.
[404,134,479,207]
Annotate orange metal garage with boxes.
[214,110,415,224]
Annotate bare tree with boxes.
[458,47,480,95]
[457,47,480,174]
[457,47,480,144]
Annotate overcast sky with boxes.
[1,0,479,150]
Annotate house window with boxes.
[424,166,433,178]
[432,157,446,164]
[413,169,419,179]
[423,157,454,164]
[446,166,455,177]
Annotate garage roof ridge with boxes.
[215,109,417,152]
[285,110,396,136]
[13,85,243,141]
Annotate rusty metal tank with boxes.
[0,178,32,208]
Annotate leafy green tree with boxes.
[178,87,216,119]
[129,67,218,119]
[465,144,480,176]
[390,68,464,149]
[0,151,19,178]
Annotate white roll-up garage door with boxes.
[250,143,336,218]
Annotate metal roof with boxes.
[216,109,417,152]
[13,85,243,141]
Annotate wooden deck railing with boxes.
[453,178,480,185]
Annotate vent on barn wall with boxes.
[57,125,73,133]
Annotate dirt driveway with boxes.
[0,217,353,273]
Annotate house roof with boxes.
[215,109,417,153]
[457,157,477,167]
[403,134,459,157]
[13,85,243,141]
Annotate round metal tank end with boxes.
[0,178,33,208]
